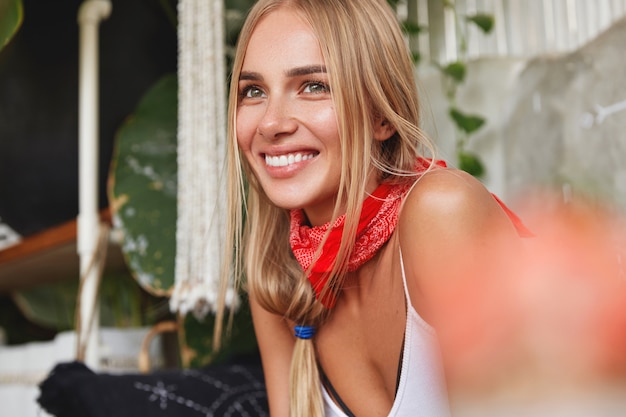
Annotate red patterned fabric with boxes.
[289,158,530,308]
[289,159,446,307]
[289,180,412,307]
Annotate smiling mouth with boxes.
[264,152,318,167]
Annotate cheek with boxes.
[313,106,340,145]
[235,109,255,152]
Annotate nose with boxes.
[256,96,297,139]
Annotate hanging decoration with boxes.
[171,0,237,319]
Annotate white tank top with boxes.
[322,249,451,417]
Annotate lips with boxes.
[264,152,318,167]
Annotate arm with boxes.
[249,295,295,417]
[397,169,523,382]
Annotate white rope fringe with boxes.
[171,0,238,319]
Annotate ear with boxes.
[373,118,396,142]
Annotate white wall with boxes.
[406,0,626,63]
[410,1,626,212]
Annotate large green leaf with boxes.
[108,74,178,296]
[0,0,23,52]
[12,271,161,330]
[181,300,258,368]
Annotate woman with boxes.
[218,0,527,416]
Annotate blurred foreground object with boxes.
[437,191,626,416]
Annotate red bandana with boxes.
[289,180,412,308]
[289,159,446,307]
[288,158,531,308]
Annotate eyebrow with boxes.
[239,65,327,81]
[239,71,262,81]
[286,65,327,77]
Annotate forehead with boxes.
[242,7,325,71]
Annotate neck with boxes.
[303,175,380,227]
[334,237,391,306]
[290,178,411,308]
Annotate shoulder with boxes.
[396,168,520,320]
[398,168,513,241]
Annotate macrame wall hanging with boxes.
[170,0,237,319]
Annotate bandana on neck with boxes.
[288,158,531,308]
[289,180,413,308]
[289,159,448,307]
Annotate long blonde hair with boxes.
[217,0,436,415]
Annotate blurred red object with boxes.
[434,191,626,403]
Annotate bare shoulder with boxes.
[397,168,520,321]
[398,168,514,241]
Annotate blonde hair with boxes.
[216,0,436,415]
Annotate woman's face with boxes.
[236,7,342,226]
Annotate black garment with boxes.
[37,357,268,417]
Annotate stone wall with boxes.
[418,17,626,212]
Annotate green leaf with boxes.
[466,13,495,34]
[181,301,258,368]
[401,21,427,35]
[0,0,23,52]
[457,150,485,178]
[449,107,485,134]
[442,61,466,83]
[411,52,421,65]
[108,74,178,296]
[13,281,77,331]
[12,271,161,330]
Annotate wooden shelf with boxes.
[0,211,127,293]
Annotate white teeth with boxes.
[265,152,315,167]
